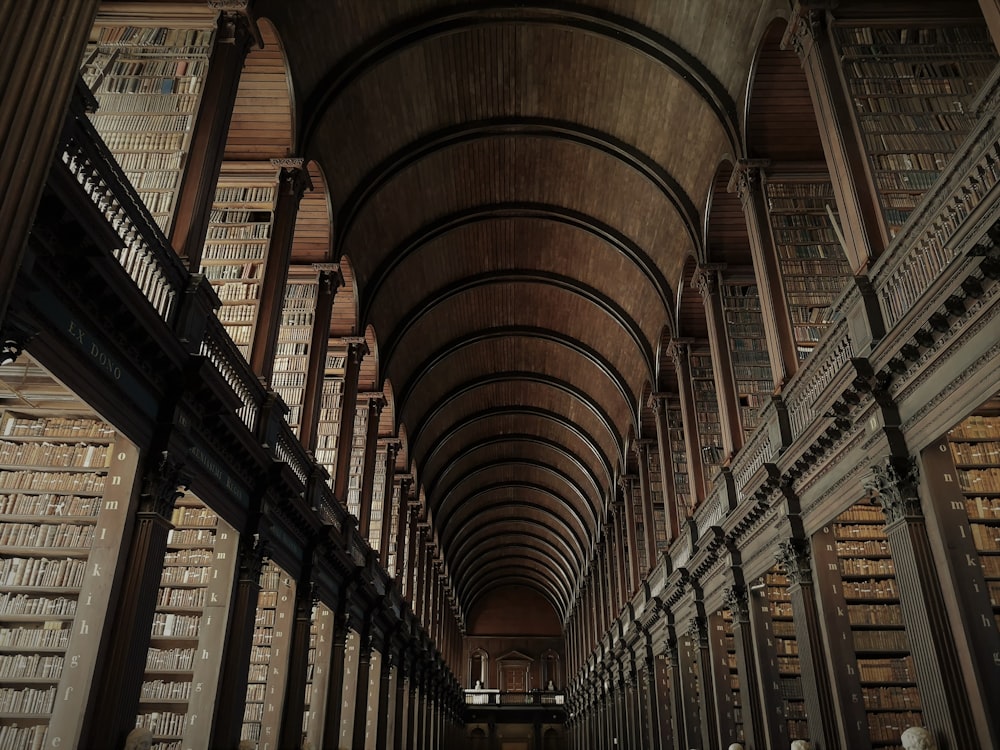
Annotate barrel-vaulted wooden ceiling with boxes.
[253,0,793,623]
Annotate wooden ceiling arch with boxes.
[252,0,790,625]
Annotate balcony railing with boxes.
[463,690,565,707]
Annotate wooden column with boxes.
[693,613,721,750]
[666,622,688,750]
[378,441,401,565]
[250,162,310,379]
[322,608,350,750]
[393,659,408,750]
[1,0,97,320]
[668,339,706,508]
[783,2,885,270]
[980,0,1000,50]
[746,582,791,750]
[278,582,315,749]
[209,535,265,749]
[300,266,342,452]
[169,10,255,268]
[642,648,662,750]
[777,536,841,750]
[724,584,768,750]
[404,504,419,601]
[729,160,800,386]
[350,628,374,750]
[356,394,385,535]
[636,441,659,571]
[920,438,1000,747]
[80,452,186,748]
[332,337,367,505]
[613,503,630,603]
[618,478,640,590]
[866,455,980,750]
[375,647,395,750]
[650,393,681,541]
[693,264,743,457]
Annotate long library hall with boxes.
[1,1,1000,749]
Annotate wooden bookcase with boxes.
[315,350,346,486]
[814,501,923,749]
[345,406,368,521]
[764,173,853,361]
[720,280,773,441]
[708,610,743,747]
[241,560,295,750]
[630,479,648,575]
[273,273,318,437]
[301,603,333,748]
[688,347,722,494]
[386,482,402,578]
[138,492,237,750]
[760,567,809,742]
[677,625,704,749]
[667,400,692,515]
[0,411,136,749]
[367,446,388,551]
[833,22,997,238]
[200,163,279,360]
[80,23,214,233]
[946,413,1000,632]
[645,445,669,553]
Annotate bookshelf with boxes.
[709,610,743,746]
[301,603,333,747]
[630,479,648,575]
[678,624,704,747]
[81,24,214,233]
[367,446,388,551]
[834,23,997,237]
[345,405,368,521]
[241,560,295,749]
[815,501,923,748]
[667,401,692,515]
[689,347,722,494]
[315,350,347,487]
[645,445,669,553]
[946,413,1000,632]
[761,568,808,741]
[200,163,279,359]
[273,275,318,437]
[138,492,237,750]
[764,175,853,361]
[386,482,402,578]
[721,281,773,440]
[0,410,136,749]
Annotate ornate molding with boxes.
[727,159,770,204]
[865,456,922,524]
[139,451,189,519]
[781,4,826,58]
[270,157,304,169]
[775,537,812,586]
[692,264,724,301]
[687,616,708,649]
[722,584,749,623]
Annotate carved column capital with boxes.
[343,336,369,366]
[238,533,268,583]
[687,616,708,648]
[692,263,725,301]
[727,159,770,204]
[865,455,922,524]
[665,337,694,368]
[782,2,832,58]
[723,584,750,623]
[139,451,190,519]
[776,537,812,586]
